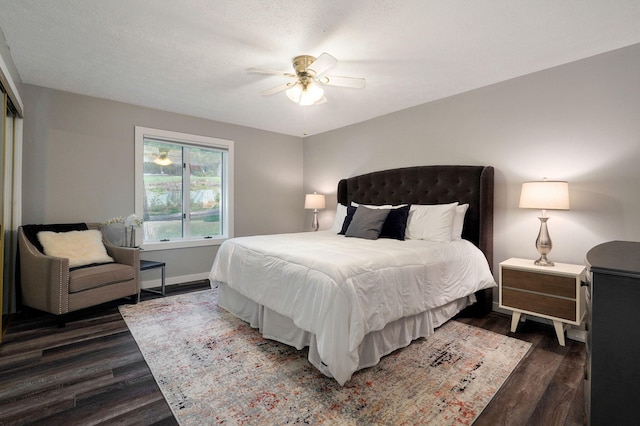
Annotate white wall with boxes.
[304,43,640,273]
[21,85,304,282]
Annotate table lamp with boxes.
[519,179,570,266]
[304,192,326,231]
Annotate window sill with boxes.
[140,237,228,251]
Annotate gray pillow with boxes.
[345,206,390,240]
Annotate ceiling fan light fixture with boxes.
[285,82,303,103]
[286,80,324,106]
[250,52,363,106]
[153,152,173,166]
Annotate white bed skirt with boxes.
[216,281,475,381]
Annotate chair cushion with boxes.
[69,263,135,293]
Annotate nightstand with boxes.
[499,258,585,346]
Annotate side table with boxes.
[140,259,166,296]
[499,257,585,346]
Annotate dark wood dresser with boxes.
[585,241,640,425]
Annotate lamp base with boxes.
[534,216,554,267]
[312,210,319,231]
[534,255,555,267]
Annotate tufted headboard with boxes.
[337,165,494,315]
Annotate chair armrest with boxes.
[18,228,71,314]
[103,240,139,267]
[88,222,139,266]
[101,233,140,293]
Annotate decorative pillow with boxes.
[339,205,358,235]
[351,202,408,209]
[344,206,390,240]
[22,223,89,254]
[379,204,411,240]
[405,202,458,242]
[331,203,348,233]
[341,203,406,235]
[37,230,114,268]
[451,203,469,241]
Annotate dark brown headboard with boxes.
[337,165,494,314]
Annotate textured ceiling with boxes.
[1,0,640,137]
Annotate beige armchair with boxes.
[18,223,140,317]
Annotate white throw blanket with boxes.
[209,231,496,385]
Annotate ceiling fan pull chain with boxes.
[303,107,308,136]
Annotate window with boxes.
[135,127,234,250]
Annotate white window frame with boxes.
[134,126,234,251]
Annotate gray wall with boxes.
[304,43,640,273]
[17,42,640,286]
[22,85,304,283]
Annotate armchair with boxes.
[18,223,140,317]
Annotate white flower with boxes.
[105,214,143,228]
[103,216,124,225]
[124,214,144,228]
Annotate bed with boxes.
[209,165,495,385]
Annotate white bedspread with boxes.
[209,231,496,385]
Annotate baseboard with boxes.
[140,272,210,290]
[492,302,586,343]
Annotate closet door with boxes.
[0,93,5,342]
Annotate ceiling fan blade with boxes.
[307,52,337,76]
[260,82,295,96]
[247,67,295,77]
[318,75,366,89]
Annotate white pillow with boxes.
[405,202,458,242]
[331,204,348,232]
[451,203,469,241]
[351,202,407,209]
[37,230,114,268]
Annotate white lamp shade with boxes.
[304,193,326,209]
[286,81,324,106]
[153,156,172,166]
[153,150,173,166]
[286,82,303,103]
[519,181,570,210]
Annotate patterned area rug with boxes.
[119,290,530,425]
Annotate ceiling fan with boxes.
[247,53,366,106]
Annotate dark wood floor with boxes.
[0,283,586,425]
[456,313,586,426]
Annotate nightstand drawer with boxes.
[502,268,575,298]
[502,288,576,321]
